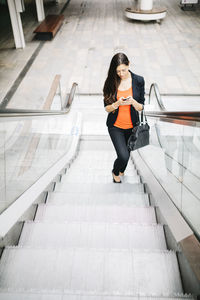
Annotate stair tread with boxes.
[55,182,145,194]
[0,291,195,300]
[64,168,137,176]
[19,222,166,250]
[35,205,156,223]
[61,174,140,184]
[0,248,182,294]
[47,191,150,207]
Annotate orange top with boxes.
[114,87,133,129]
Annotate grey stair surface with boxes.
[59,173,140,184]
[47,191,150,206]
[0,248,182,294]
[0,293,195,300]
[35,204,156,223]
[19,222,167,250]
[63,166,139,179]
[54,182,145,193]
[0,139,188,298]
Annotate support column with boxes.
[7,0,25,49]
[35,0,45,22]
[140,0,153,10]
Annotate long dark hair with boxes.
[103,53,129,105]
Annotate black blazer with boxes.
[104,71,145,128]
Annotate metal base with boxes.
[125,7,167,22]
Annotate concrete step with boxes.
[54,182,145,194]
[67,151,135,170]
[0,291,194,300]
[35,204,156,224]
[19,222,166,250]
[46,191,150,207]
[61,172,140,184]
[64,165,138,177]
[0,247,182,295]
[65,167,137,178]
[66,161,130,170]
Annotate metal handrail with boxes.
[149,83,166,111]
[148,83,200,125]
[0,82,78,118]
[145,110,200,126]
[146,110,200,120]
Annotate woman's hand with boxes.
[118,97,132,106]
[117,97,126,106]
[112,97,125,109]
[106,97,124,112]
[105,96,143,112]
[124,96,143,111]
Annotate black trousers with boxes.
[108,126,133,176]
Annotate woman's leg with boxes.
[108,127,132,176]
[120,128,133,173]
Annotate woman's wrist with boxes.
[132,100,143,111]
[131,99,136,108]
[112,102,118,110]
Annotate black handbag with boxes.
[127,110,150,151]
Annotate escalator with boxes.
[0,83,199,299]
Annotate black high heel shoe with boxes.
[112,172,121,183]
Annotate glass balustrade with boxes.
[0,112,77,214]
[138,117,200,239]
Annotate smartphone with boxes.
[123,97,130,101]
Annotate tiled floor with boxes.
[0,0,200,108]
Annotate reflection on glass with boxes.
[0,121,6,212]
[0,114,75,214]
[139,118,200,238]
[182,125,200,235]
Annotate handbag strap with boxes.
[140,109,148,124]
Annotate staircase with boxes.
[0,138,194,299]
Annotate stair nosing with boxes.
[0,289,194,298]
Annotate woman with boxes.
[103,53,145,183]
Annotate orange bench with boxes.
[34,15,64,40]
